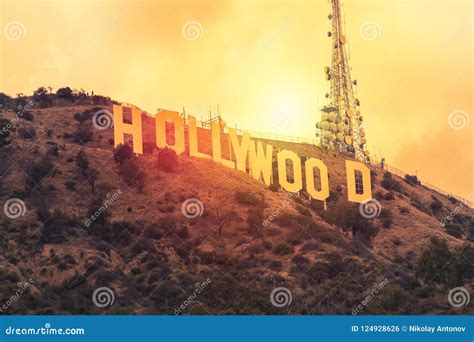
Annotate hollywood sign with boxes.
[112,105,372,203]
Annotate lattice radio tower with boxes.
[316,0,369,162]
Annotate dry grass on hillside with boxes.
[0,102,472,315]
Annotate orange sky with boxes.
[1,0,472,198]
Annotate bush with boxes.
[20,111,34,121]
[320,202,378,246]
[296,205,311,216]
[56,87,74,101]
[379,209,393,228]
[384,191,395,201]
[41,210,79,243]
[73,112,86,123]
[46,145,59,156]
[0,119,12,147]
[381,172,402,193]
[379,286,410,310]
[247,206,264,232]
[76,151,89,178]
[416,237,452,285]
[25,156,54,190]
[72,125,92,144]
[157,147,178,172]
[64,181,76,191]
[113,143,134,164]
[273,243,294,255]
[144,224,163,240]
[444,223,464,238]
[399,207,409,215]
[374,191,384,201]
[18,126,36,139]
[404,174,420,186]
[430,196,443,213]
[33,86,51,107]
[118,159,147,191]
[234,191,265,207]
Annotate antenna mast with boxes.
[316,0,369,162]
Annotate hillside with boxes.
[0,93,473,315]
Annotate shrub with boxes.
[25,156,54,190]
[18,126,36,139]
[374,191,384,201]
[381,172,402,193]
[76,151,89,178]
[86,196,109,228]
[118,159,147,191]
[247,206,265,232]
[399,207,409,215]
[56,87,74,100]
[144,224,163,240]
[416,237,452,285]
[379,286,410,310]
[296,205,311,216]
[430,196,443,213]
[379,209,393,228]
[72,125,92,144]
[73,112,86,123]
[20,111,34,121]
[176,226,189,240]
[273,243,294,255]
[448,196,459,205]
[0,119,12,147]
[320,202,378,246]
[393,237,402,245]
[33,86,51,107]
[157,147,178,172]
[234,191,265,207]
[46,145,59,156]
[292,255,310,270]
[113,143,133,164]
[41,210,79,243]
[444,223,464,238]
[64,181,76,191]
[404,174,420,186]
[384,191,395,201]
